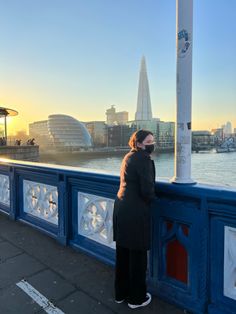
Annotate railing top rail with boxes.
[0,157,115,177]
[156,181,236,203]
[0,158,236,202]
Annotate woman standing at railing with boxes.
[113,129,156,309]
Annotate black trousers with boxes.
[115,244,147,304]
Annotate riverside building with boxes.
[29,114,92,151]
[85,121,106,147]
[105,105,128,126]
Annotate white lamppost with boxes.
[172,0,195,184]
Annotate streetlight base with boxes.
[170,176,196,185]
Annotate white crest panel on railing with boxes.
[0,174,10,206]
[23,180,58,225]
[78,192,115,248]
[224,226,236,300]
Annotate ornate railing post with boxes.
[9,166,17,219]
[57,174,68,245]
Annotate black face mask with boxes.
[144,144,155,154]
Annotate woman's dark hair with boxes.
[128,129,153,150]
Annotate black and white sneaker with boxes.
[128,293,152,309]
[115,299,125,304]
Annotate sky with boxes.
[0,0,236,135]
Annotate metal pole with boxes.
[172,0,195,184]
[4,115,7,145]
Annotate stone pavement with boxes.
[0,213,184,314]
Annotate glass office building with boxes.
[29,114,92,151]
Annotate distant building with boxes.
[107,125,135,147]
[157,121,175,148]
[115,111,129,125]
[223,121,232,136]
[29,114,92,151]
[192,131,214,150]
[29,120,49,139]
[85,121,106,147]
[135,56,152,121]
[29,120,53,147]
[211,128,224,145]
[106,105,128,125]
[211,128,224,140]
[106,105,116,125]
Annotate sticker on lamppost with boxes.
[178,29,191,57]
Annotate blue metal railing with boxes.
[0,158,236,314]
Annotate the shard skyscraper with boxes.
[135,56,153,121]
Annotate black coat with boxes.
[113,149,156,250]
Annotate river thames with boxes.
[40,150,236,188]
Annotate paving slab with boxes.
[27,269,76,303]
[0,284,42,314]
[56,290,114,314]
[0,241,23,262]
[0,253,45,289]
